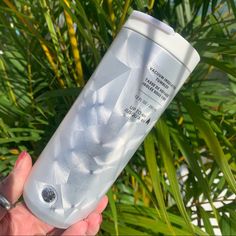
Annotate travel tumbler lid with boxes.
[124,11,200,72]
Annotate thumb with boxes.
[0,151,32,220]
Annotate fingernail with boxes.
[14,151,28,169]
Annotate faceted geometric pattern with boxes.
[23,28,189,229]
[23,29,152,228]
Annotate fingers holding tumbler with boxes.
[0,151,32,220]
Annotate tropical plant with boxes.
[0,0,236,235]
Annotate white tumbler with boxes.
[23,11,200,228]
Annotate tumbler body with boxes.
[23,11,200,228]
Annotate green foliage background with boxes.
[0,0,236,235]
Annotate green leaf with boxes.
[229,0,236,19]
[201,56,236,77]
[220,214,236,236]
[125,165,158,208]
[211,0,218,12]
[0,136,41,144]
[119,212,190,235]
[35,88,81,102]
[198,206,215,236]
[62,0,102,62]
[201,1,210,23]
[168,117,220,223]
[117,204,208,235]
[169,120,210,195]
[144,133,176,235]
[107,189,119,236]
[39,0,71,86]
[102,220,148,235]
[183,0,191,23]
[135,0,148,11]
[181,96,236,194]
[156,119,194,234]
[176,3,185,27]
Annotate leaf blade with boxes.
[181,96,236,194]
[156,119,194,234]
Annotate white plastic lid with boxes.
[124,11,200,72]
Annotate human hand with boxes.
[0,151,108,235]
